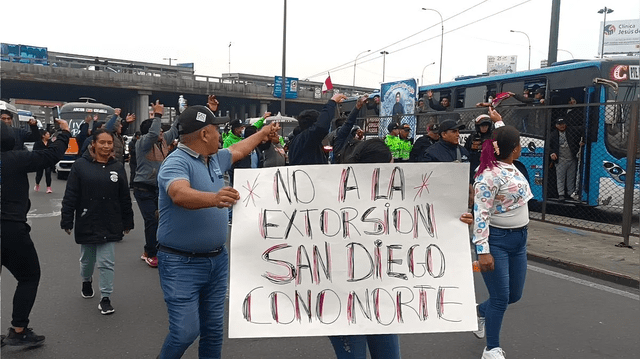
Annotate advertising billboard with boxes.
[598,19,640,55]
[487,55,517,74]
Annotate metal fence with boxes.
[355,101,640,242]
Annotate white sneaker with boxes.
[473,316,485,339]
[482,347,506,359]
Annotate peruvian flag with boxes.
[322,74,333,93]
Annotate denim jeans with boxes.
[478,226,528,350]
[329,335,401,359]
[80,242,115,298]
[158,248,229,359]
[133,188,158,257]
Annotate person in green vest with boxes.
[384,122,405,161]
[222,119,246,149]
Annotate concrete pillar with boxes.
[137,91,152,131]
[249,104,257,118]
[260,102,269,116]
[239,104,246,120]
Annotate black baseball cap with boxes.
[387,122,400,132]
[438,119,465,133]
[178,105,228,135]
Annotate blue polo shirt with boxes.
[157,143,233,252]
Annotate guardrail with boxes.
[2,53,374,98]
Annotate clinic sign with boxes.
[273,76,298,99]
[599,19,640,56]
[229,163,477,338]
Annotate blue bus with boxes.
[414,57,639,208]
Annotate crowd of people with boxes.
[0,93,536,359]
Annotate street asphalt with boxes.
[1,173,638,358]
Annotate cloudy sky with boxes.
[3,0,639,89]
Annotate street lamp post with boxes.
[598,7,614,59]
[510,30,531,70]
[421,61,436,85]
[380,51,389,83]
[353,50,370,91]
[558,49,574,59]
[422,8,443,83]
[228,42,232,73]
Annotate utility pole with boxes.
[281,0,287,115]
[547,0,561,66]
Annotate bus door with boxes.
[580,87,598,205]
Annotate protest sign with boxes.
[229,163,477,338]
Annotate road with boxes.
[2,175,638,358]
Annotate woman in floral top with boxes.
[471,117,533,359]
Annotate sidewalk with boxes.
[526,220,639,288]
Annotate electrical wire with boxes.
[305,0,490,79]
[305,0,532,80]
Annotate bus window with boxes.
[464,86,487,108]
[604,100,639,159]
[500,81,525,105]
[454,89,465,108]
[429,90,451,110]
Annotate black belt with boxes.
[157,244,224,258]
[489,225,528,232]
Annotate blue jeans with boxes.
[478,226,528,350]
[329,335,401,359]
[158,248,229,359]
[133,188,158,257]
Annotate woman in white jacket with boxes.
[471,113,533,359]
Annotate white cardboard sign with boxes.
[229,163,477,338]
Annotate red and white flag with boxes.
[322,74,333,93]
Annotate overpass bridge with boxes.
[0,50,375,131]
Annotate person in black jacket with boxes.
[33,129,54,193]
[549,118,583,200]
[426,90,452,111]
[128,131,141,188]
[332,95,367,164]
[1,119,70,347]
[1,110,40,150]
[421,119,469,163]
[61,128,134,315]
[288,93,347,165]
[409,122,439,162]
[75,114,94,157]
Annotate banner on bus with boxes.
[599,19,640,55]
[228,163,477,338]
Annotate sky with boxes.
[3,0,639,90]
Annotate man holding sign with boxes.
[155,104,279,358]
